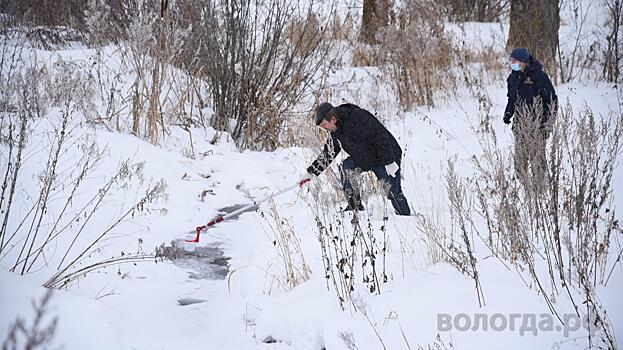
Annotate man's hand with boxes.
[385,162,399,177]
[503,113,512,125]
[297,171,313,186]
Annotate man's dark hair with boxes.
[314,102,334,125]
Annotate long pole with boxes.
[186,178,311,243]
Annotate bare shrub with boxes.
[376,0,458,109]
[46,57,97,117]
[0,130,166,280]
[4,0,342,151]
[303,168,390,309]
[556,0,602,83]
[0,0,136,48]
[115,1,201,144]
[554,0,621,83]
[351,42,384,67]
[0,0,86,28]
[82,0,136,47]
[409,161,486,307]
[441,102,622,348]
[438,0,508,22]
[259,198,311,292]
[444,161,486,306]
[122,1,170,143]
[45,253,159,290]
[41,177,167,289]
[195,0,340,150]
[0,31,27,112]
[0,0,86,49]
[0,57,168,287]
[0,111,27,256]
[1,289,57,350]
[602,0,622,82]
[459,41,513,133]
[284,14,321,58]
[332,13,354,42]
[0,61,50,254]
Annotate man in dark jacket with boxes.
[503,48,558,175]
[299,102,411,216]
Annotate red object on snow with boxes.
[185,178,311,243]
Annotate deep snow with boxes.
[1,6,622,350]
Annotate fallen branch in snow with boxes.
[43,252,159,290]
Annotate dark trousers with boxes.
[340,157,411,215]
[513,120,548,177]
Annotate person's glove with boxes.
[297,171,313,186]
[503,113,512,125]
[385,162,399,177]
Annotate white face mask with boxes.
[511,62,522,71]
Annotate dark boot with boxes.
[390,192,411,216]
[343,195,364,212]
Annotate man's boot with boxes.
[343,194,364,212]
[390,192,411,216]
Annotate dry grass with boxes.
[1,289,57,349]
[301,165,393,310]
[260,197,311,293]
[439,101,623,348]
[376,0,458,109]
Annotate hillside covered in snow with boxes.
[1,0,622,349]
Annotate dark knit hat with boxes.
[510,48,530,63]
[314,102,334,125]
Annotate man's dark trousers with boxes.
[340,156,411,216]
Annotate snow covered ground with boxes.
[1,5,622,350]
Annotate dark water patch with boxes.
[159,240,231,280]
[216,204,258,220]
[177,298,207,306]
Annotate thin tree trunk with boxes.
[507,0,559,77]
[146,0,169,143]
[360,0,390,44]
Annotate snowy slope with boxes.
[2,6,622,350]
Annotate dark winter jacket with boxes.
[504,56,558,125]
[307,103,402,176]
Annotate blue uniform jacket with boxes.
[504,56,558,125]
